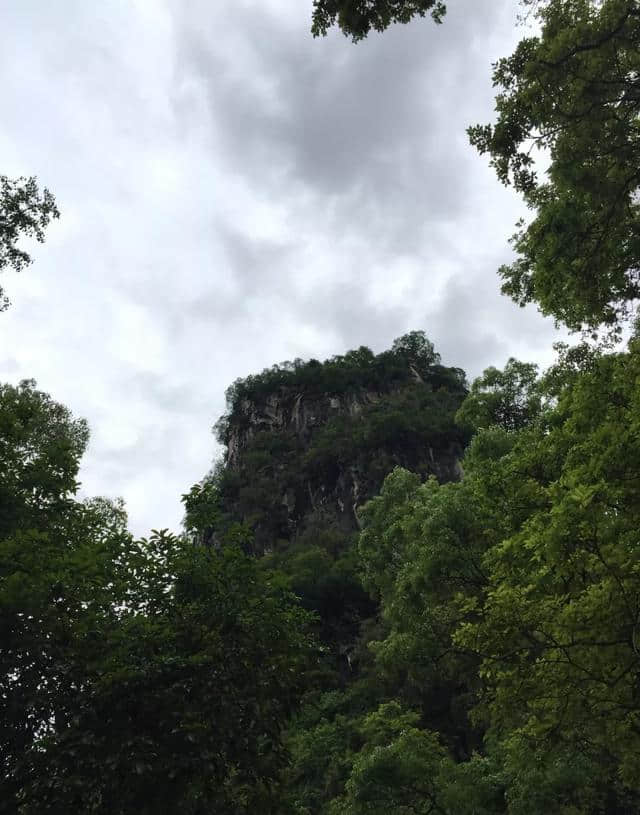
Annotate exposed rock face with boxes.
[227,389,382,468]
[222,383,465,552]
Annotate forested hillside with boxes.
[186,332,467,552]
[185,332,469,718]
[183,335,640,814]
[2,0,640,812]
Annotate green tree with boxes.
[0,379,88,537]
[391,330,441,378]
[469,0,640,332]
[16,538,313,815]
[1,502,135,813]
[311,0,447,40]
[357,461,504,756]
[455,340,640,807]
[350,341,640,809]
[0,381,314,814]
[455,358,541,432]
[330,703,449,815]
[0,176,59,311]
[284,695,364,814]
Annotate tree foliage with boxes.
[469,0,640,332]
[0,176,59,311]
[456,339,640,803]
[14,539,312,814]
[215,332,463,448]
[311,0,447,40]
[455,358,541,432]
[0,379,89,537]
[350,340,640,811]
[0,382,314,814]
[9,339,640,812]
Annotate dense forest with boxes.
[2,0,640,812]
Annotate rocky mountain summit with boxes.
[192,333,469,554]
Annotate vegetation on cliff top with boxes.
[187,332,468,561]
[215,331,465,446]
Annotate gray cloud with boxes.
[174,0,514,255]
[0,0,560,536]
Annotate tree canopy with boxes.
[0,381,314,814]
[311,0,447,40]
[469,0,640,333]
[278,345,635,813]
[0,176,59,311]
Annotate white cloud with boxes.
[0,0,562,536]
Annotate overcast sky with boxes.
[0,0,562,536]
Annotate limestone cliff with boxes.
[212,345,468,553]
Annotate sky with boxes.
[0,0,563,537]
